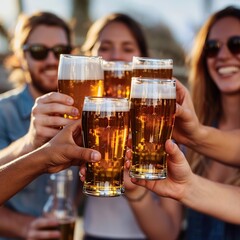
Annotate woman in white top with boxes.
[80,12,182,240]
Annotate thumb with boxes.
[77,147,101,163]
[165,140,185,164]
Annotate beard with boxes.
[29,65,58,94]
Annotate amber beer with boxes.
[132,57,173,79]
[82,97,129,197]
[41,218,75,240]
[58,55,104,119]
[129,77,176,180]
[103,61,132,98]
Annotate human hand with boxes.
[131,139,193,201]
[38,119,101,174]
[173,79,202,146]
[26,217,60,240]
[24,92,80,150]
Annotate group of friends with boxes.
[0,5,239,240]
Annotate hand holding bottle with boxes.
[42,169,77,240]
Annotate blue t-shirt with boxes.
[0,85,79,240]
[0,85,50,217]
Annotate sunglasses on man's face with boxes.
[23,44,72,61]
[204,36,240,58]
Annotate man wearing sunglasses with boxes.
[0,11,80,239]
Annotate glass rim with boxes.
[132,56,173,64]
[83,96,130,111]
[60,54,103,60]
[84,96,129,101]
[131,77,175,83]
[102,60,132,64]
[102,60,132,70]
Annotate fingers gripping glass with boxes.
[23,44,72,61]
[204,36,240,58]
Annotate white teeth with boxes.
[218,66,239,75]
[44,69,57,76]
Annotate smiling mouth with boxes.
[43,69,58,77]
[218,66,240,75]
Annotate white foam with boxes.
[103,61,132,71]
[58,55,104,80]
[83,97,130,112]
[132,57,173,69]
[130,78,176,99]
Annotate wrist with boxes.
[22,134,35,154]
[124,188,148,202]
[178,172,198,205]
[188,123,207,148]
[23,146,50,175]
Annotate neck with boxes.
[28,84,43,99]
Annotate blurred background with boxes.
[0,0,240,93]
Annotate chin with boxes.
[41,86,58,94]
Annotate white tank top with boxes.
[83,195,146,239]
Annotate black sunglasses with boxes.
[23,44,72,61]
[204,36,240,58]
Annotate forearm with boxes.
[0,148,47,204]
[125,188,181,240]
[0,207,35,238]
[186,126,240,166]
[181,174,240,224]
[0,135,34,165]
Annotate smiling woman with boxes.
[184,5,240,239]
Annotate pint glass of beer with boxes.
[58,55,104,119]
[132,56,173,79]
[82,97,130,197]
[129,77,176,180]
[103,61,132,98]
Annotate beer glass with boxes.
[82,97,130,197]
[103,61,132,98]
[132,56,173,79]
[58,55,104,119]
[129,77,176,180]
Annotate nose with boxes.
[45,50,58,63]
[110,48,125,61]
[218,43,233,59]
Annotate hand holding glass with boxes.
[58,55,104,119]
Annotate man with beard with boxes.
[0,12,80,239]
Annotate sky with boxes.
[0,0,240,53]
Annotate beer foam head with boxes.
[132,57,173,70]
[83,97,130,112]
[103,61,132,71]
[130,78,176,99]
[58,55,104,80]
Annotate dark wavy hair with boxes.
[4,11,72,86]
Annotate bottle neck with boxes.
[43,170,76,219]
[53,179,70,199]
